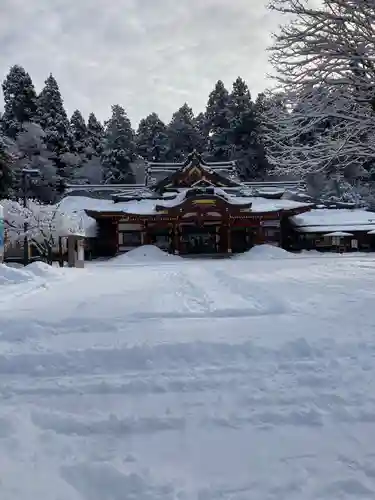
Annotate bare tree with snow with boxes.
[264,0,375,177]
[3,199,85,265]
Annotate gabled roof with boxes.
[290,208,375,233]
[83,190,311,220]
[147,150,242,191]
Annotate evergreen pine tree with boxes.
[0,136,14,198]
[204,80,232,161]
[136,112,169,162]
[1,65,37,138]
[229,77,269,179]
[68,110,89,184]
[87,113,104,158]
[194,112,208,154]
[102,105,136,184]
[70,110,87,155]
[13,122,58,202]
[36,74,72,178]
[166,104,203,161]
[77,112,105,184]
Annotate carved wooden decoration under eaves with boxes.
[174,166,202,187]
[153,161,240,192]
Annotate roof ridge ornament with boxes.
[184,149,205,167]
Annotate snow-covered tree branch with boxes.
[264,0,375,177]
[2,199,85,264]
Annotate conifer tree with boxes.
[166,104,203,161]
[70,110,87,155]
[37,74,72,178]
[102,105,136,183]
[136,112,169,161]
[0,137,14,197]
[229,77,269,179]
[67,110,89,183]
[87,113,104,158]
[77,112,105,184]
[1,65,37,138]
[204,80,232,161]
[13,122,58,201]
[194,112,208,154]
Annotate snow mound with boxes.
[110,245,181,263]
[26,261,62,277]
[0,264,34,284]
[3,262,24,269]
[235,244,295,260]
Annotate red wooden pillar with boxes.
[113,218,119,254]
[227,218,232,254]
[255,221,265,245]
[177,222,181,255]
[142,221,149,245]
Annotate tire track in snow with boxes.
[123,265,290,320]
[169,268,217,315]
[212,268,288,315]
[176,265,289,318]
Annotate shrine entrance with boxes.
[180,224,219,254]
[231,227,255,253]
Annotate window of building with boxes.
[265,228,279,237]
[118,231,142,246]
[149,229,170,250]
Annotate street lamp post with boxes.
[21,168,40,266]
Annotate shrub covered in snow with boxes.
[2,198,85,264]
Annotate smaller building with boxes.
[289,208,375,252]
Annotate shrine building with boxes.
[82,151,312,257]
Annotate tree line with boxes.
[3,0,374,206]
[0,65,270,202]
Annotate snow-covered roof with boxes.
[156,187,231,208]
[1,193,312,244]
[324,231,354,237]
[71,193,310,216]
[57,196,116,237]
[146,153,241,187]
[244,197,310,212]
[291,209,375,233]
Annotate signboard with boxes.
[262,220,281,228]
[230,215,263,220]
[120,215,177,223]
[192,199,216,206]
[0,204,3,262]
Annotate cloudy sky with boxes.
[0,0,280,126]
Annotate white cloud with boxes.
[0,0,279,125]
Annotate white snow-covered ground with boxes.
[1,247,375,499]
